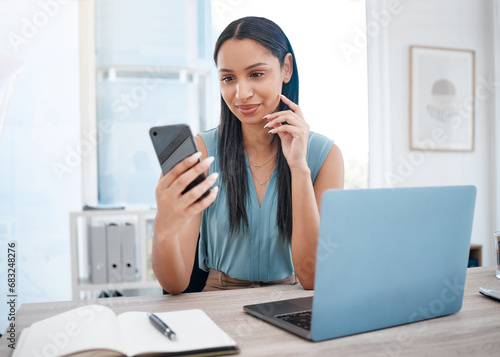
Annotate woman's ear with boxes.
[282,53,293,84]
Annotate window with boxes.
[94,0,214,207]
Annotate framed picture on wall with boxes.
[409,45,475,152]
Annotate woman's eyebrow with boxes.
[219,62,270,73]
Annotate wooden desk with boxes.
[2,266,500,356]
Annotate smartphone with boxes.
[149,124,210,200]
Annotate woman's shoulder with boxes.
[307,131,335,182]
[197,126,219,155]
[308,131,334,153]
[198,126,219,142]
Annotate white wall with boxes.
[368,0,497,266]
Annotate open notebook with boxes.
[13,305,239,357]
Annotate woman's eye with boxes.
[221,76,235,83]
[250,72,264,78]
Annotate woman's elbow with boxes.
[165,286,186,295]
[152,260,190,295]
[295,271,315,290]
[155,275,189,295]
[301,280,314,290]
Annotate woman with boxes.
[153,16,344,294]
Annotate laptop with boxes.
[243,186,476,341]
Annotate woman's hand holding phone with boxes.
[154,152,219,237]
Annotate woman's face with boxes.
[216,39,292,126]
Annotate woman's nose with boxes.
[235,81,253,101]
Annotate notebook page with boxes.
[118,309,237,356]
[16,305,126,356]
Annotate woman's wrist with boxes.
[154,218,179,243]
[289,165,310,177]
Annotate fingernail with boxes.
[262,114,270,120]
[206,156,215,164]
[268,129,275,134]
[210,172,219,181]
[193,152,202,159]
[263,123,269,128]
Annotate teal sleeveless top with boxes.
[198,127,334,282]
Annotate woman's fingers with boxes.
[185,186,219,216]
[262,94,306,128]
[170,156,215,195]
[154,152,218,237]
[264,110,310,136]
[268,123,304,138]
[156,154,216,213]
[179,172,219,207]
[279,94,303,116]
[157,152,203,189]
[264,110,302,129]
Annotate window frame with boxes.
[79,0,98,206]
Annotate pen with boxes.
[147,312,177,341]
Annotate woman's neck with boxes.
[241,123,278,159]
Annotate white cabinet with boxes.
[69,209,161,299]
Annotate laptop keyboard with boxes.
[275,310,312,331]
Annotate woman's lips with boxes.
[236,104,260,115]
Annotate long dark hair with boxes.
[213,16,299,244]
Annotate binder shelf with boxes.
[70,209,161,299]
